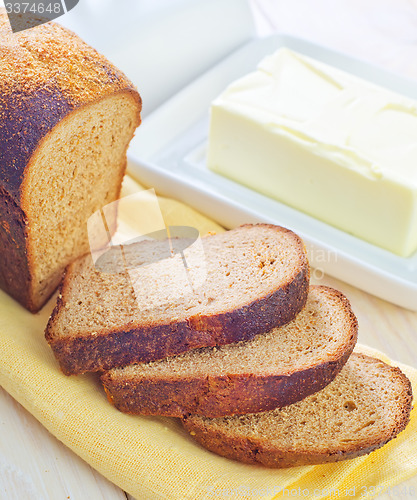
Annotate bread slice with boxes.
[45,224,310,375]
[183,353,413,468]
[0,12,141,312]
[101,286,357,417]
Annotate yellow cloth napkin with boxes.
[0,176,416,500]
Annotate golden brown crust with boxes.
[0,12,141,312]
[182,354,413,468]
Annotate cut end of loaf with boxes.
[21,91,141,311]
[182,353,413,468]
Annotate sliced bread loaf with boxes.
[101,286,357,417]
[45,224,310,375]
[182,353,413,468]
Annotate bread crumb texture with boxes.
[50,224,308,338]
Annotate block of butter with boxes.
[207,48,417,257]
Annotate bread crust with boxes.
[0,187,32,309]
[182,354,413,468]
[0,13,141,312]
[46,261,310,375]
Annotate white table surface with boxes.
[1,1,417,499]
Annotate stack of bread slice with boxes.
[45,224,413,468]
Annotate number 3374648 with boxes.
[5,3,63,15]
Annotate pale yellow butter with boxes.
[207,48,417,257]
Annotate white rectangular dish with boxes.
[127,33,417,311]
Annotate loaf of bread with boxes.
[183,353,413,467]
[45,224,310,374]
[101,286,357,417]
[0,11,141,312]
